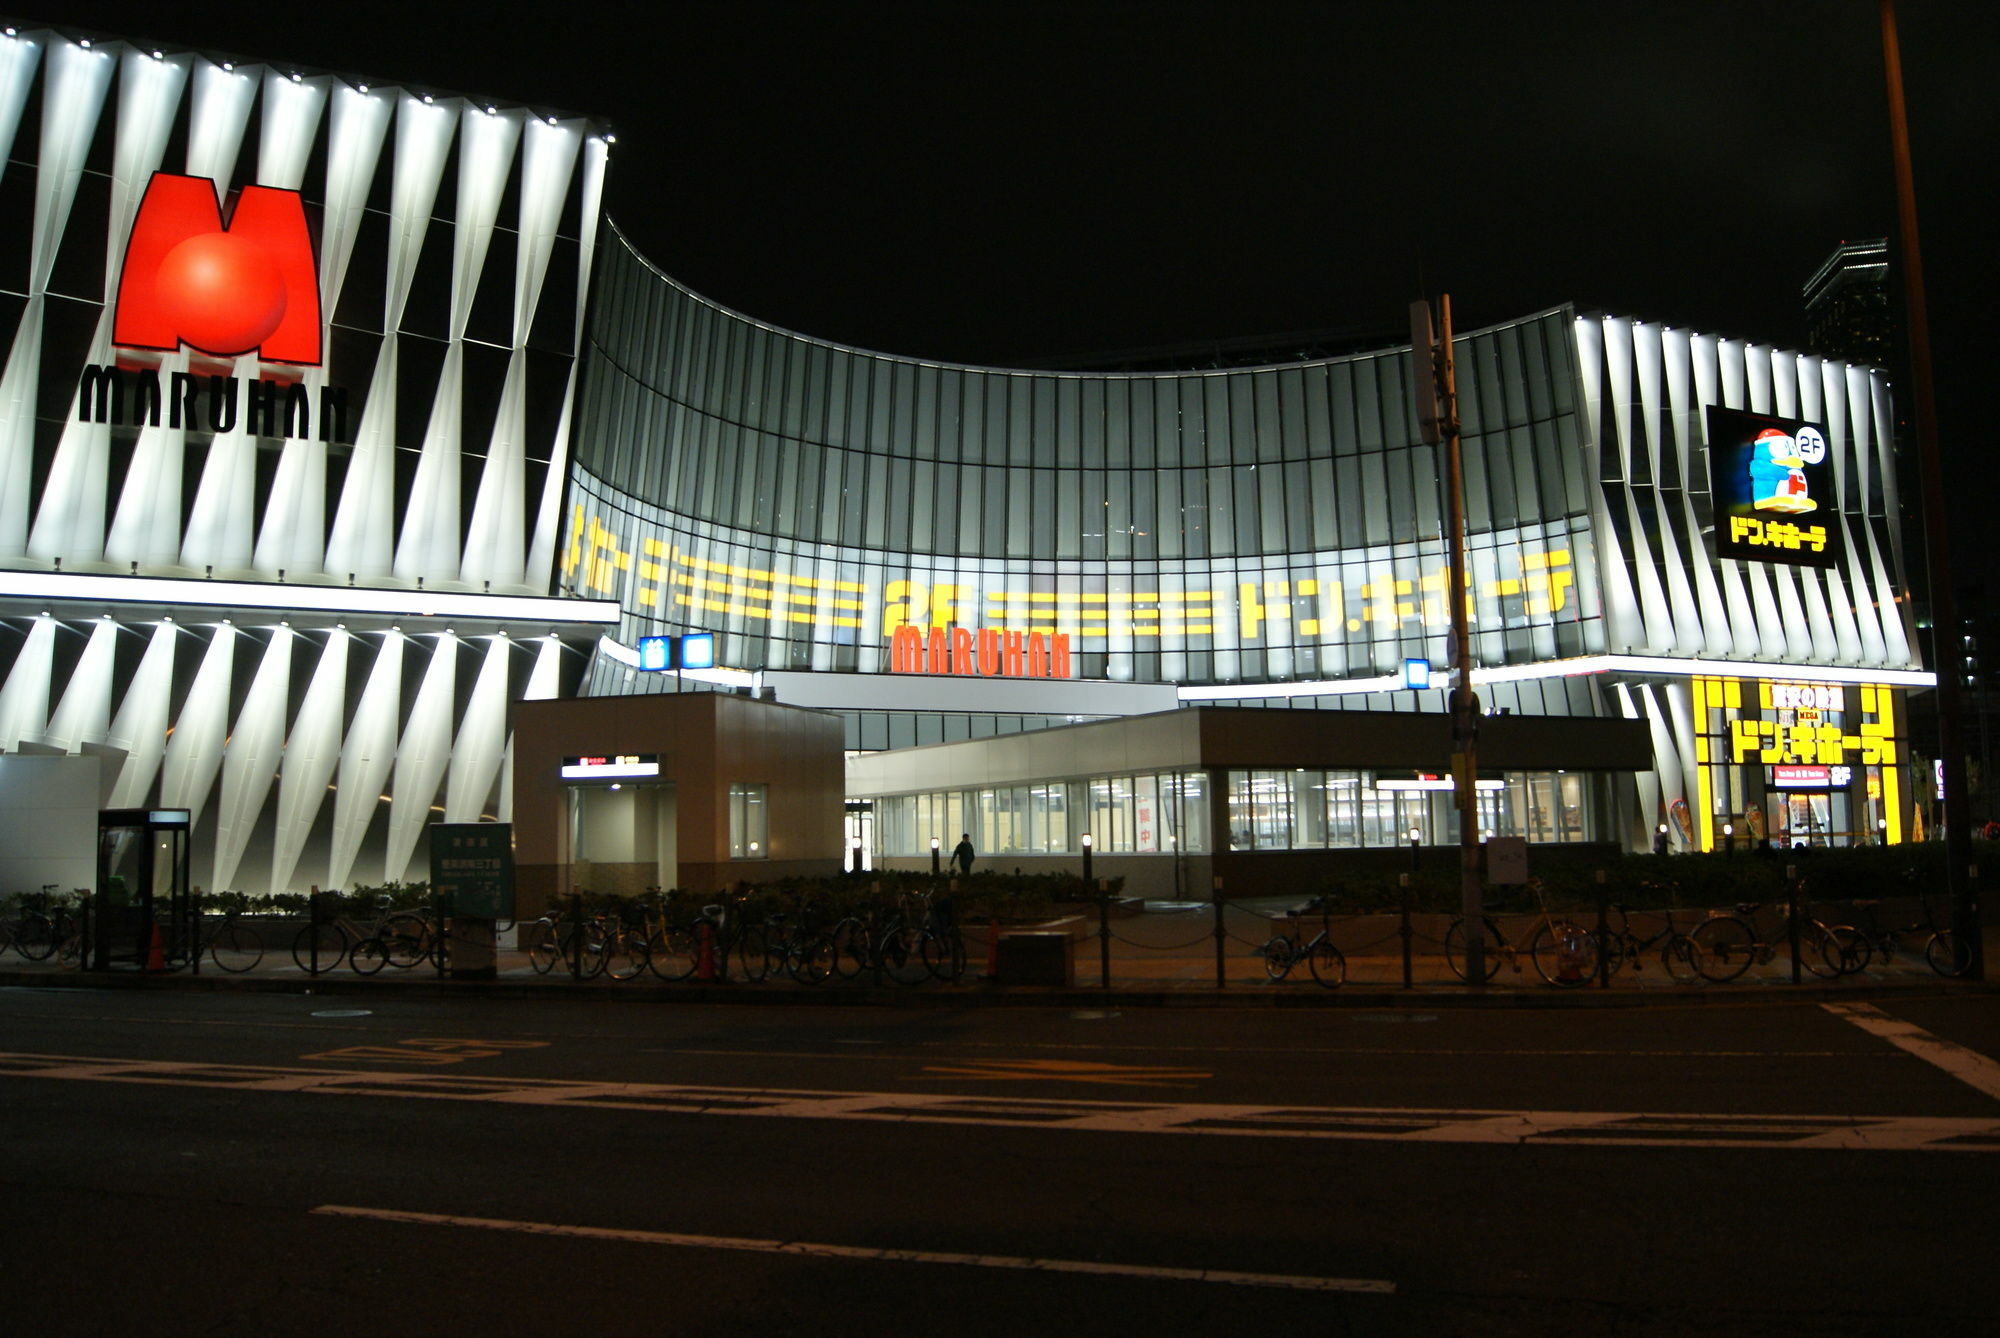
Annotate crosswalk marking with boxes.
[1823,1002,2000,1103]
[310,1204,1396,1294]
[4,1049,1999,1152]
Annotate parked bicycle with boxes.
[4,887,82,965]
[1596,902,1702,984]
[163,902,263,974]
[1687,893,1843,983]
[1445,878,1602,987]
[1826,894,1970,978]
[1258,894,1346,988]
[291,894,429,973]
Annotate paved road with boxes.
[2,988,1996,1335]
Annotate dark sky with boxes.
[31,1,2000,546]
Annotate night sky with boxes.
[28,1,2000,561]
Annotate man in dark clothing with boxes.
[952,834,975,877]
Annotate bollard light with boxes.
[1081,832,1094,889]
[930,835,941,877]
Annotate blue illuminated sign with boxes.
[635,632,715,672]
[1403,658,1431,690]
[679,632,715,669]
[637,635,671,671]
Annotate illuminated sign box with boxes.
[560,754,661,780]
[1374,774,1505,792]
[1706,406,1843,570]
[1773,764,1852,790]
[634,632,716,672]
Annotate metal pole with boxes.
[1595,869,1610,990]
[1437,295,1484,987]
[569,891,583,981]
[1787,864,1802,986]
[1399,872,1414,989]
[1212,875,1226,989]
[1098,880,1111,989]
[1882,0,1980,980]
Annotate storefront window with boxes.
[729,782,768,859]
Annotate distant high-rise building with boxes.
[1804,238,1894,366]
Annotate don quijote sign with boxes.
[890,625,1073,679]
[77,172,352,444]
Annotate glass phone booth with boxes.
[92,809,192,971]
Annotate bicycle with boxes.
[1445,878,1603,988]
[291,894,429,973]
[1830,894,1970,978]
[163,903,264,974]
[1687,894,1843,983]
[5,887,82,965]
[1596,902,1702,984]
[1258,894,1346,988]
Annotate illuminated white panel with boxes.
[25,307,113,565]
[105,48,188,293]
[0,298,45,556]
[30,39,114,295]
[105,621,178,808]
[392,343,463,581]
[498,635,564,824]
[158,624,236,823]
[327,630,405,890]
[268,627,348,894]
[462,349,527,589]
[179,369,257,573]
[0,614,55,749]
[254,69,326,189]
[184,57,258,188]
[383,634,458,882]
[1638,686,1685,849]
[43,617,117,751]
[319,85,393,320]
[514,117,582,346]
[253,372,328,576]
[212,625,294,891]
[324,335,400,582]
[445,635,512,822]
[105,350,189,568]
[0,31,42,185]
[1613,683,1658,849]
[574,135,608,347]
[560,760,661,780]
[1374,778,1505,792]
[0,570,621,624]
[384,93,458,329]
[450,104,521,339]
[525,362,578,592]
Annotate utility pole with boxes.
[1881,0,1981,978]
[1412,295,1484,986]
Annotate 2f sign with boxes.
[114,172,323,365]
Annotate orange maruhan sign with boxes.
[890,625,1072,679]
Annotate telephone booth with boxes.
[92,809,192,971]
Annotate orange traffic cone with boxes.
[145,920,166,971]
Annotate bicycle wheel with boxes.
[647,925,699,981]
[605,931,649,981]
[830,918,871,979]
[291,923,348,973]
[1926,930,1972,978]
[1530,920,1600,988]
[728,926,766,982]
[1307,939,1346,989]
[1688,915,1756,982]
[1261,935,1297,981]
[381,913,431,969]
[878,925,929,986]
[1825,924,1871,975]
[1443,917,1503,983]
[922,929,967,982]
[350,937,390,974]
[1660,933,1703,985]
[1800,923,1843,979]
[792,933,835,985]
[209,923,263,973]
[527,919,562,975]
[13,912,54,962]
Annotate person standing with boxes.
[952,833,975,877]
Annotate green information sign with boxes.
[430,823,514,919]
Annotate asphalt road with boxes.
[3,988,1995,1336]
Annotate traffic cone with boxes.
[696,923,717,981]
[145,920,166,971]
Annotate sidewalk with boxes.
[5,900,1994,1007]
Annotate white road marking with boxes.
[1823,1002,2000,1103]
[4,1049,1998,1151]
[310,1204,1395,1294]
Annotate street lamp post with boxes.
[1408,824,1421,879]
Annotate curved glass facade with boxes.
[565,233,1605,686]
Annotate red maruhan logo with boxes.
[113,172,321,365]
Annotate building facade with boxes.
[0,24,1934,898]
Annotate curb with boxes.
[4,967,1992,1009]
